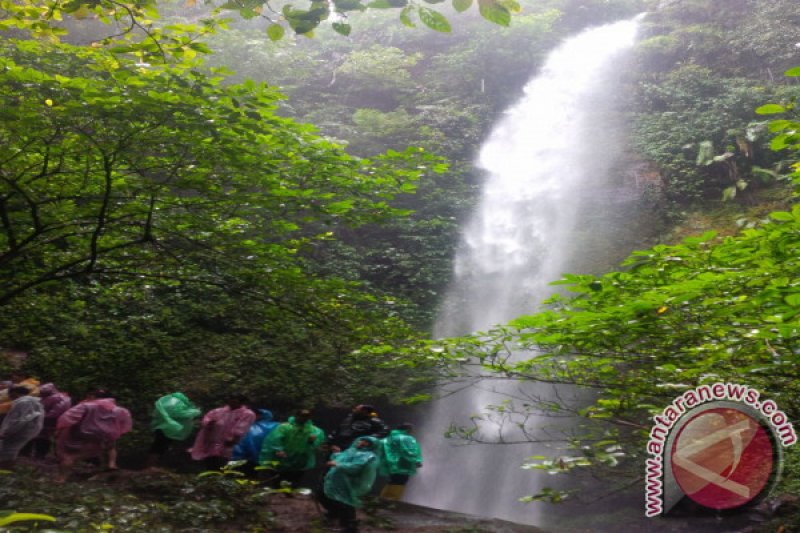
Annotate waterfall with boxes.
[404,18,642,525]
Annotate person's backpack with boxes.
[77,404,119,440]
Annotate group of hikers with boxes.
[0,375,423,533]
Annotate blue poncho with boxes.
[232,409,279,463]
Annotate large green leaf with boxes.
[399,5,415,27]
[755,103,786,115]
[452,0,472,12]
[266,23,285,41]
[332,22,352,35]
[784,294,800,307]
[418,7,451,32]
[333,0,365,10]
[0,513,56,527]
[477,0,510,26]
[497,0,520,12]
[770,211,795,221]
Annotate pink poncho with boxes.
[56,398,132,461]
[189,405,256,460]
[38,384,72,439]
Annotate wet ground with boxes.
[11,458,797,533]
[269,495,544,533]
[268,492,797,533]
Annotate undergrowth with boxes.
[0,465,276,532]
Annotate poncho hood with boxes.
[90,398,118,411]
[39,383,58,396]
[352,435,379,450]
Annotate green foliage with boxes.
[437,203,800,484]
[452,0,472,12]
[333,45,423,106]
[201,4,573,329]
[632,0,800,210]
[267,23,286,40]
[478,0,512,27]
[546,0,649,30]
[631,63,800,206]
[722,0,800,75]
[0,38,425,306]
[0,467,275,531]
[0,0,524,48]
[519,486,574,504]
[418,6,451,32]
[427,79,800,492]
[0,511,56,528]
[0,0,225,65]
[0,24,448,410]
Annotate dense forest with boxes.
[2,0,800,530]
[0,0,658,415]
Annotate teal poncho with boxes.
[380,429,423,476]
[259,416,325,471]
[323,436,379,508]
[150,392,201,441]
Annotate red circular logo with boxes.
[671,407,774,510]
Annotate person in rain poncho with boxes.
[319,436,380,533]
[232,408,278,475]
[30,383,72,459]
[379,423,423,500]
[189,395,255,470]
[0,386,44,467]
[146,392,201,468]
[259,408,324,487]
[55,389,132,482]
[327,404,389,452]
[0,373,40,416]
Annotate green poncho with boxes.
[259,416,325,471]
[150,392,201,441]
[323,436,379,508]
[380,429,423,476]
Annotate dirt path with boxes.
[268,494,544,533]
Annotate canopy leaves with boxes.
[0,32,443,405]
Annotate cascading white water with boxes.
[404,18,642,525]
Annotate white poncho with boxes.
[0,395,44,462]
